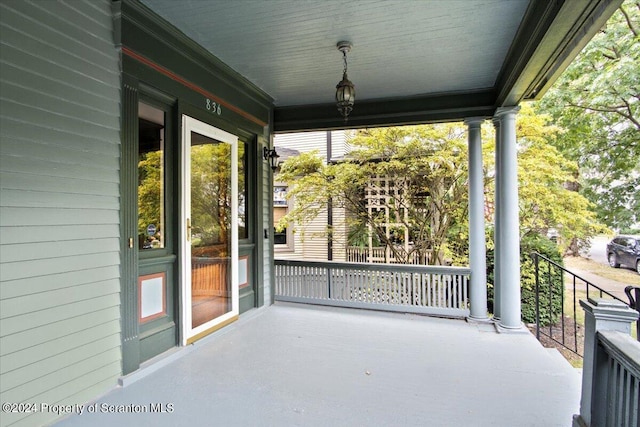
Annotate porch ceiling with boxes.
[140,0,622,131]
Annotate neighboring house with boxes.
[274,131,349,261]
[274,135,434,265]
[0,1,621,426]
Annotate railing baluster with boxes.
[452,275,458,309]
[573,276,578,354]
[622,369,630,425]
[632,376,638,426]
[547,259,553,341]
[534,253,540,341]
[560,263,565,348]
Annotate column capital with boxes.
[494,105,521,118]
[464,117,486,127]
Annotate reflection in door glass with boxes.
[190,132,232,328]
[138,102,165,250]
[238,141,247,239]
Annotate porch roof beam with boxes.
[274,89,496,133]
[496,0,624,107]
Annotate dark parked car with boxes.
[606,235,640,275]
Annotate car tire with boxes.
[636,260,640,275]
[608,253,620,268]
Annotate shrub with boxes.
[487,234,563,325]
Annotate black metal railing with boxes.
[532,252,626,357]
[624,286,640,341]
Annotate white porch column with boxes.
[465,118,488,321]
[492,117,501,321]
[494,106,522,330]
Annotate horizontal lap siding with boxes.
[274,131,328,158]
[0,1,121,426]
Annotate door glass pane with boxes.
[238,141,247,239]
[138,103,165,250]
[190,132,232,328]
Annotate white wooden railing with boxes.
[274,259,470,318]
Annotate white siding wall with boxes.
[0,1,121,426]
[329,130,349,159]
[275,131,328,158]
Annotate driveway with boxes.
[585,235,610,266]
[564,267,634,301]
[567,235,639,302]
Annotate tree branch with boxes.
[619,5,639,37]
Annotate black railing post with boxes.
[624,286,640,342]
[559,263,565,347]
[327,266,332,299]
[534,252,540,341]
[573,276,578,353]
[547,258,553,340]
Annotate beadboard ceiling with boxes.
[139,0,622,130]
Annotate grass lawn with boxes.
[564,256,639,284]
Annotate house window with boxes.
[138,102,165,250]
[274,185,287,206]
[274,185,293,250]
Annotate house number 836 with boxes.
[206,98,222,115]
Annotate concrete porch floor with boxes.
[55,303,580,427]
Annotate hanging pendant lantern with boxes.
[336,41,355,120]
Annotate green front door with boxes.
[122,87,260,373]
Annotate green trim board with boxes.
[124,47,267,128]
[120,76,141,375]
[118,0,272,125]
[495,0,624,106]
[274,89,497,132]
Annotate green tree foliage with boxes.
[514,104,608,250]
[278,108,605,265]
[278,125,469,265]
[486,235,564,325]
[190,143,232,256]
[138,150,163,248]
[537,0,640,229]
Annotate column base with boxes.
[495,322,529,334]
[466,315,492,324]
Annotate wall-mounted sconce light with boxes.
[336,41,355,121]
[263,146,280,171]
